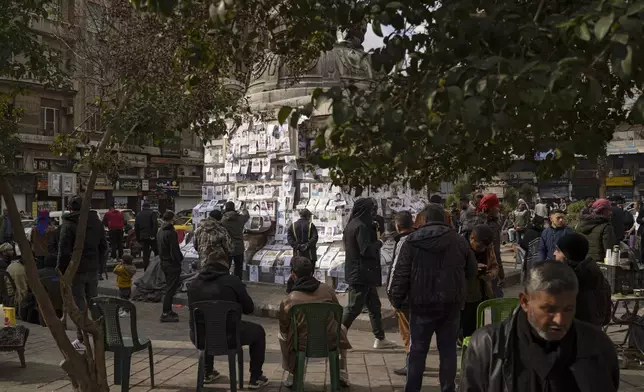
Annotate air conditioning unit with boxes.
[621,169,631,175]
[182,148,190,156]
[64,106,74,115]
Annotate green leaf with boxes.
[626,3,644,16]
[426,90,438,110]
[594,13,614,41]
[386,1,404,10]
[372,20,383,37]
[277,106,293,124]
[519,88,545,106]
[621,45,633,77]
[576,23,591,41]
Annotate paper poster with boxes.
[261,158,271,173]
[313,269,326,283]
[311,183,326,197]
[237,186,247,200]
[249,265,259,282]
[274,273,285,285]
[240,160,249,174]
[249,134,257,155]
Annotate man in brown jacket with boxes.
[278,256,351,388]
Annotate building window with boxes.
[85,105,101,132]
[40,107,59,136]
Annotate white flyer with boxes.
[249,265,259,282]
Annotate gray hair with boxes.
[525,260,579,295]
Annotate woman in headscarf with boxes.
[31,210,56,269]
[577,198,618,264]
[342,198,397,349]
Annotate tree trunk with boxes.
[597,154,607,199]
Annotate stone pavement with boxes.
[1,286,644,391]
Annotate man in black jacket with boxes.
[57,196,108,351]
[187,248,269,388]
[460,260,619,392]
[554,233,612,326]
[342,198,396,349]
[157,211,183,323]
[221,201,250,279]
[287,209,319,265]
[135,202,158,271]
[608,195,628,242]
[389,204,477,392]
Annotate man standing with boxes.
[57,196,108,351]
[103,205,125,262]
[221,201,250,279]
[389,204,477,392]
[287,209,319,266]
[460,261,619,392]
[478,194,505,297]
[608,195,629,241]
[135,202,158,271]
[537,209,575,261]
[386,210,414,376]
[578,199,618,264]
[193,209,233,267]
[157,211,183,323]
[511,199,531,243]
[188,248,270,388]
[342,198,396,349]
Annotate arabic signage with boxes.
[80,176,113,190]
[36,174,48,191]
[115,179,140,191]
[152,179,180,193]
[141,179,149,191]
[121,153,147,168]
[606,176,634,187]
[160,140,181,157]
[150,156,203,166]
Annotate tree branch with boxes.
[533,0,546,23]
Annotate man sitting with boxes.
[460,260,619,392]
[278,256,351,388]
[187,248,269,389]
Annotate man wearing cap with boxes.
[134,202,159,271]
[287,209,319,266]
[194,209,233,267]
[554,233,612,326]
[577,198,618,264]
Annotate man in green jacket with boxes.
[221,201,250,279]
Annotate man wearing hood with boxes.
[158,211,184,323]
[135,202,159,271]
[278,256,351,388]
[510,199,531,243]
[554,233,612,326]
[342,198,396,349]
[221,201,250,279]
[187,248,269,388]
[57,196,108,351]
[287,209,319,265]
[194,209,233,267]
[577,199,618,264]
[389,204,477,392]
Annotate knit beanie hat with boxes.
[556,233,589,262]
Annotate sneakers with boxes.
[160,312,179,323]
[119,310,130,318]
[204,370,221,384]
[373,338,397,349]
[248,375,269,389]
[283,373,294,388]
[339,370,349,387]
[71,339,86,352]
[393,366,407,376]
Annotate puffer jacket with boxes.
[221,209,250,256]
[388,222,477,314]
[460,308,619,392]
[157,222,183,269]
[568,256,612,326]
[278,277,351,373]
[386,231,413,309]
[537,225,575,261]
[577,214,618,264]
[193,218,233,265]
[134,207,158,241]
[57,210,108,275]
[343,198,382,287]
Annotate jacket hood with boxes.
[198,218,223,231]
[197,262,229,281]
[567,255,593,271]
[406,223,452,251]
[161,221,174,230]
[287,275,321,294]
[348,198,375,226]
[577,214,611,234]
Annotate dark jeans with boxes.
[205,320,266,379]
[162,266,181,314]
[141,239,158,271]
[119,287,132,300]
[406,306,460,392]
[460,301,482,338]
[229,254,244,280]
[109,229,124,259]
[72,272,99,342]
[342,285,385,340]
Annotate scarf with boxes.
[36,210,49,236]
[286,275,320,295]
[515,310,580,392]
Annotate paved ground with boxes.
[1,282,644,391]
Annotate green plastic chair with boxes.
[461,298,519,365]
[290,302,343,392]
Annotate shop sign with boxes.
[161,140,181,157]
[180,182,202,196]
[540,179,570,186]
[153,179,179,192]
[150,156,203,166]
[116,179,140,191]
[80,176,114,190]
[92,191,106,199]
[141,179,149,191]
[48,173,62,196]
[479,180,507,187]
[121,153,147,168]
[36,174,48,191]
[606,176,634,187]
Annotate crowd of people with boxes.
[0,190,632,391]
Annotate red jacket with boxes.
[103,209,125,230]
